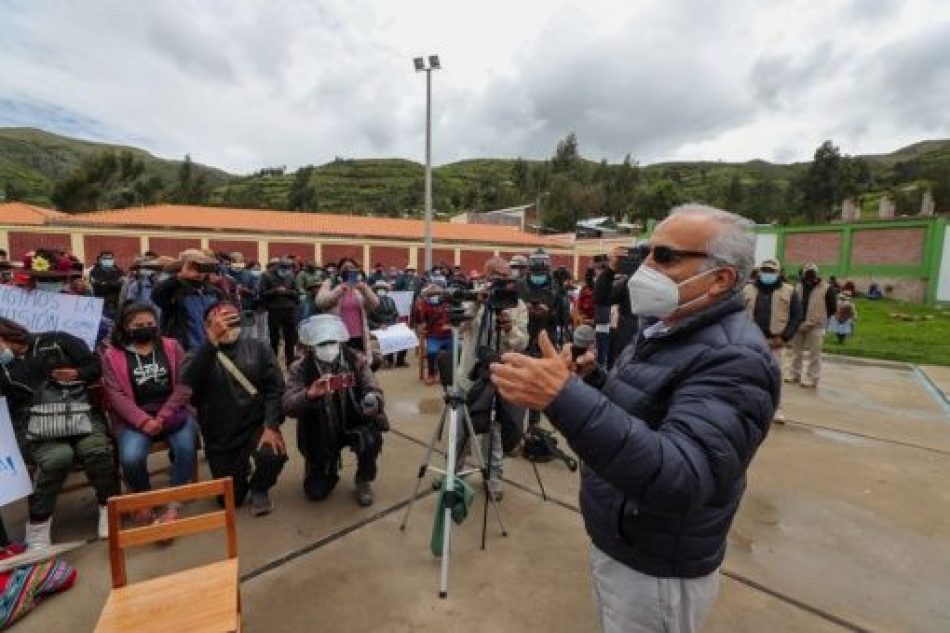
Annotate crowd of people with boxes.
[0,211,873,632]
[0,243,592,548]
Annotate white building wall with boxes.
[754,232,779,266]
[937,226,950,302]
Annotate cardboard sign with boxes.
[371,323,420,355]
[0,398,32,506]
[389,291,415,318]
[0,285,103,351]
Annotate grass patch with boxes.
[822,298,950,366]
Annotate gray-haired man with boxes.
[491,205,779,632]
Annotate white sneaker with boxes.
[25,518,53,550]
[98,505,110,540]
[773,409,786,425]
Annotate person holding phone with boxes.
[283,315,387,506]
[315,257,380,355]
[151,250,225,352]
[181,301,287,516]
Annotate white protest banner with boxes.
[389,291,415,318]
[0,398,32,506]
[0,285,103,351]
[371,323,419,355]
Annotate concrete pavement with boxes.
[3,353,949,632]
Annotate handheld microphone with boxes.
[571,324,596,361]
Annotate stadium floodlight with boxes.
[412,54,442,271]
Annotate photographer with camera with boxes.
[151,249,226,352]
[455,257,529,501]
[521,250,572,431]
[283,315,388,507]
[593,244,644,367]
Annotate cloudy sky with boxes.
[1,0,948,173]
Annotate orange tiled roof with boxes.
[57,204,563,248]
[0,202,67,225]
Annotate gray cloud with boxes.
[0,0,947,171]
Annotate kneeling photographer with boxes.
[283,315,388,507]
[454,257,528,501]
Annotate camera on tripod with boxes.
[442,278,519,312]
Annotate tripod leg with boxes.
[530,458,548,501]
[400,405,449,531]
[461,406,508,537]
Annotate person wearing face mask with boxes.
[283,315,387,506]
[295,260,323,322]
[490,205,779,633]
[743,259,802,423]
[509,255,528,286]
[101,302,197,527]
[258,257,301,367]
[0,317,119,549]
[315,258,380,355]
[151,250,226,352]
[417,284,453,385]
[181,301,287,516]
[119,256,166,318]
[89,250,124,319]
[786,263,836,389]
[367,280,407,368]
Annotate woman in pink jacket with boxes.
[102,302,197,525]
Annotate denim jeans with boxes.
[118,417,199,492]
[426,333,453,375]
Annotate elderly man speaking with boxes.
[491,205,779,633]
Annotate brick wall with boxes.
[269,242,315,262]
[84,234,140,268]
[369,246,410,268]
[783,232,841,265]
[8,231,71,260]
[209,239,259,263]
[851,228,926,266]
[322,243,363,267]
[550,253,573,274]
[459,249,494,273]
[149,237,201,257]
[577,255,594,276]
[433,248,456,268]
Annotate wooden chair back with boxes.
[107,478,237,588]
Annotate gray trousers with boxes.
[590,545,720,633]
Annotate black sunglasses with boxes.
[636,244,709,265]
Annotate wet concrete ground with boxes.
[4,353,949,632]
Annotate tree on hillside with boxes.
[511,158,530,193]
[3,181,24,202]
[800,140,863,223]
[551,132,580,174]
[50,150,159,212]
[287,165,318,211]
[635,179,683,222]
[171,154,210,204]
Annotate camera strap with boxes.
[216,351,259,398]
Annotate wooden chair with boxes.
[95,478,241,633]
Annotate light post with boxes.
[413,55,440,272]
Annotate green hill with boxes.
[0,127,230,206]
[1,127,948,228]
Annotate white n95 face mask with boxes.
[627,265,716,319]
[315,342,341,364]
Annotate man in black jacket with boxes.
[181,301,287,515]
[259,257,300,366]
[89,250,124,319]
[491,205,779,633]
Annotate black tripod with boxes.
[399,323,507,598]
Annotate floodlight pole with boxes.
[424,67,433,272]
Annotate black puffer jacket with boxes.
[544,294,779,578]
